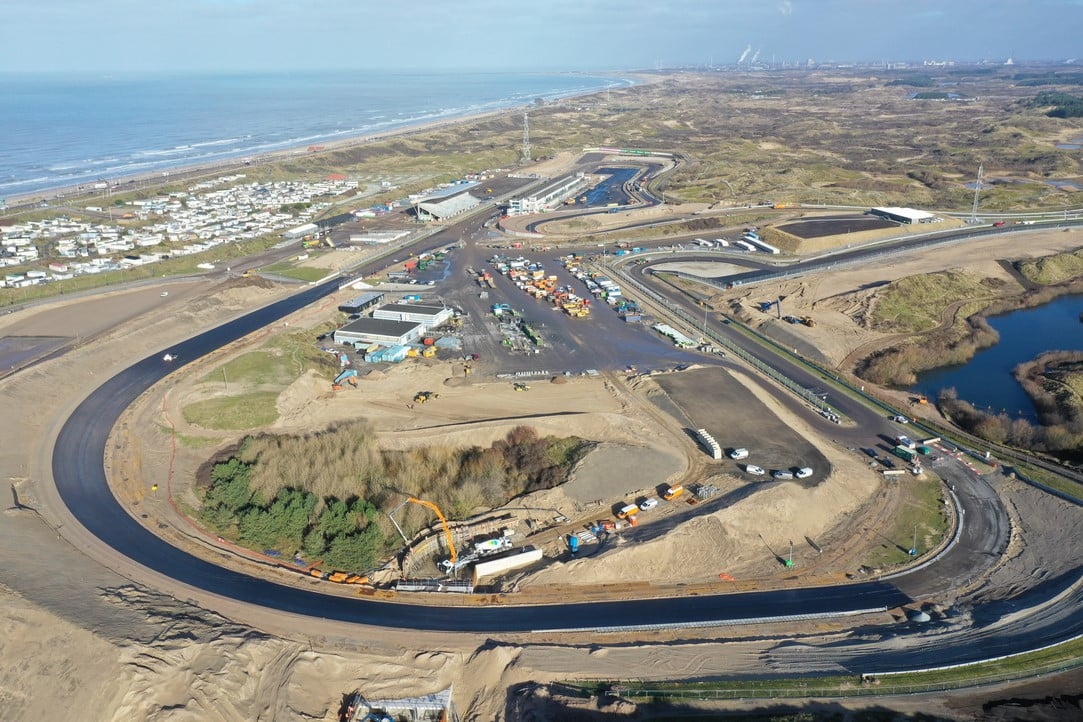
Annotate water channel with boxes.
[912,294,1083,422]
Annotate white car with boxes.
[729,448,749,460]
[771,469,794,480]
[638,498,658,511]
[795,467,814,479]
[744,464,765,475]
[892,415,909,424]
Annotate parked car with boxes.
[729,448,749,460]
[638,498,658,511]
[795,467,814,479]
[744,464,765,475]
[771,469,794,480]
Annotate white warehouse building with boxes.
[333,318,424,346]
[372,302,453,330]
[869,207,941,225]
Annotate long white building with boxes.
[507,173,592,215]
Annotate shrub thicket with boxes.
[197,424,589,570]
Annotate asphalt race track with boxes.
[51,274,914,632]
[52,213,1068,635]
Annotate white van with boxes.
[729,448,749,460]
[744,464,765,475]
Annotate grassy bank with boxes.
[567,635,1083,701]
[862,472,950,569]
[1017,247,1083,285]
[182,328,339,431]
[868,271,1008,334]
[858,275,1083,386]
[260,261,333,282]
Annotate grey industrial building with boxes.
[337,291,384,315]
[373,303,453,329]
[414,192,481,221]
[333,318,423,346]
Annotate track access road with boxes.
[614,254,1011,599]
[48,211,1045,635]
[52,273,911,632]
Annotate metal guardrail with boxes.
[660,219,1083,291]
[600,656,1083,699]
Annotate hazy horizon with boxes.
[4,0,1081,74]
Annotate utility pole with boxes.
[785,540,794,567]
[909,525,918,556]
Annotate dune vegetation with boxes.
[196,423,590,570]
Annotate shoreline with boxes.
[4,72,650,209]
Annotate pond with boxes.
[912,294,1083,422]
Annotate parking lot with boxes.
[439,244,705,374]
[654,367,829,484]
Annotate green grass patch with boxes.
[176,433,222,449]
[870,271,1002,333]
[863,472,949,568]
[1012,460,1083,501]
[1017,248,1083,285]
[261,262,333,282]
[199,350,296,387]
[182,391,280,430]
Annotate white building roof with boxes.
[872,207,936,222]
[417,192,480,219]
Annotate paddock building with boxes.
[507,173,592,215]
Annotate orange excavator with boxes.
[407,497,457,566]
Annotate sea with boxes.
[0,71,629,199]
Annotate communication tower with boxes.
[521,111,531,162]
[970,163,984,223]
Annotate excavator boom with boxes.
[407,497,457,563]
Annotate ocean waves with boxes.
[1,71,631,197]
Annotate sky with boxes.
[3,0,1081,73]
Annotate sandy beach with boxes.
[4,73,650,209]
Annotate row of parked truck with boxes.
[489,255,593,318]
[559,255,642,321]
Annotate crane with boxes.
[407,497,457,565]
